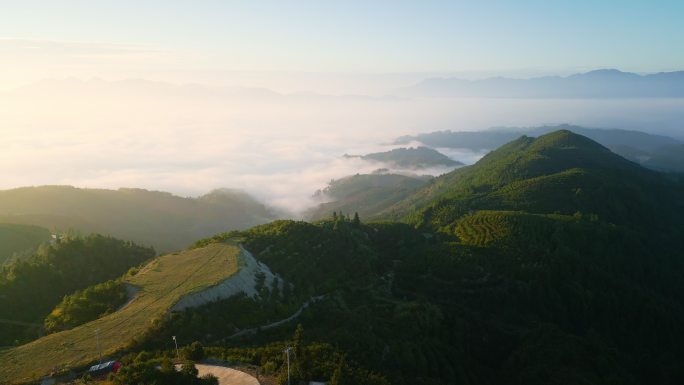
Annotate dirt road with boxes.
[195,364,260,385]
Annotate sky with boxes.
[1,1,683,213]
[2,0,684,89]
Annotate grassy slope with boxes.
[0,243,240,384]
[0,223,51,265]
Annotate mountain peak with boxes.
[529,129,609,152]
[575,68,629,77]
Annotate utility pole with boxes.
[172,336,180,360]
[95,328,101,364]
[283,346,292,385]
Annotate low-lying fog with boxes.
[2,78,683,213]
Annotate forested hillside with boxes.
[145,131,684,385]
[308,173,431,221]
[383,130,684,232]
[394,125,684,173]
[0,186,279,252]
[0,223,51,265]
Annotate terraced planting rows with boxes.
[454,211,517,246]
[0,243,241,384]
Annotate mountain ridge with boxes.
[379,130,684,232]
[394,124,684,173]
[0,185,280,252]
[396,69,684,98]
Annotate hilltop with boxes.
[0,186,280,252]
[345,146,463,169]
[382,130,684,232]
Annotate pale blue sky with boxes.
[1,0,683,76]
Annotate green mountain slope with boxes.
[170,131,682,384]
[0,223,51,265]
[307,173,431,221]
[151,208,684,385]
[0,186,279,252]
[381,130,683,233]
[395,125,684,173]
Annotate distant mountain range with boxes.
[395,124,684,173]
[395,69,684,98]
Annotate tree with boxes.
[293,324,304,357]
[183,341,205,361]
[352,212,360,227]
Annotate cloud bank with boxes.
[2,78,683,214]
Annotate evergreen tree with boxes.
[352,212,360,226]
[293,324,304,358]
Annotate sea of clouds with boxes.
[2,78,683,214]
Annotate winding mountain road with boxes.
[219,294,326,342]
